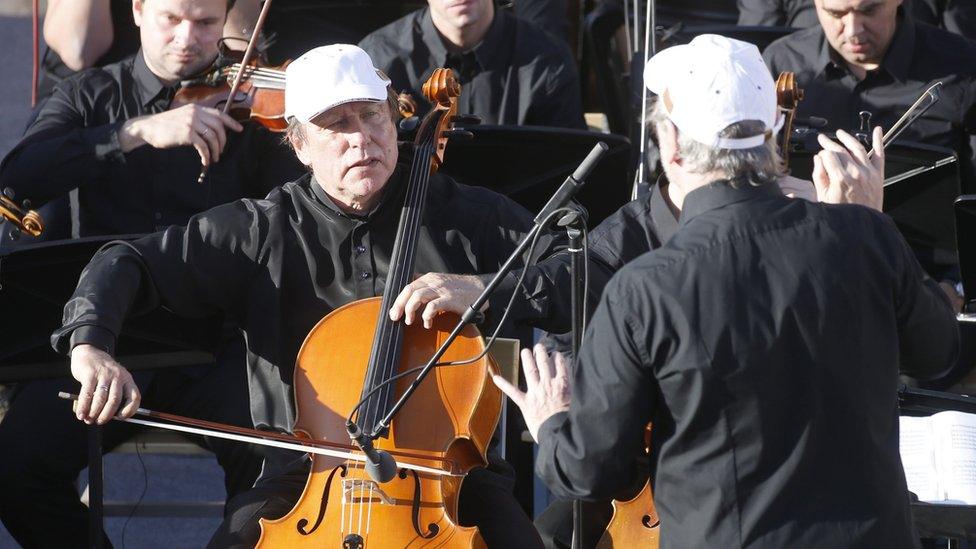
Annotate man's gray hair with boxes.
[647,99,783,187]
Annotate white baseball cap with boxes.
[643,34,782,150]
[285,44,391,123]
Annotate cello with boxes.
[595,72,805,549]
[256,69,501,547]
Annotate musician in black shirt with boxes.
[0,0,300,545]
[358,0,585,129]
[500,34,957,548]
[51,44,548,548]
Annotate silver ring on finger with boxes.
[201,127,210,136]
[96,385,110,392]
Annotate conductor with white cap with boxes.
[491,34,956,548]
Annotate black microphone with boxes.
[534,142,609,225]
[347,421,397,483]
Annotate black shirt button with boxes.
[360,271,371,280]
[154,212,163,220]
[355,245,366,254]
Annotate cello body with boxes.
[256,298,501,547]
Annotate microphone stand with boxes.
[558,210,589,549]
[348,141,609,466]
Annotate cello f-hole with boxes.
[296,464,346,536]
[409,469,439,539]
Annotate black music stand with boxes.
[437,125,632,227]
[0,236,220,549]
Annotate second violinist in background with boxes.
[359,0,586,129]
[0,0,302,546]
[49,44,557,548]
[764,0,976,311]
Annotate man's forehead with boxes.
[147,0,228,16]
[310,100,385,123]
[817,0,892,12]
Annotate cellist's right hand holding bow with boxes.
[70,344,141,425]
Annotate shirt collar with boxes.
[419,7,507,72]
[650,177,679,244]
[309,165,404,220]
[133,49,175,108]
[678,181,783,228]
[818,9,915,83]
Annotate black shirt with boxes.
[52,169,549,432]
[358,7,585,129]
[0,51,302,237]
[535,182,958,548]
[763,16,976,194]
[505,181,679,334]
[36,0,140,103]
[737,0,818,28]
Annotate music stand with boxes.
[438,125,632,227]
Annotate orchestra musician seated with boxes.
[0,0,305,545]
[502,34,959,548]
[49,44,553,548]
[763,0,976,310]
[358,0,586,129]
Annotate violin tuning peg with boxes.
[451,114,481,126]
[443,129,474,140]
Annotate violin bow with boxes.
[866,81,942,160]
[196,0,275,183]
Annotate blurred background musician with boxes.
[359,0,586,128]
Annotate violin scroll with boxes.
[0,190,43,237]
[775,72,804,172]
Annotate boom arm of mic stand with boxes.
[364,142,610,441]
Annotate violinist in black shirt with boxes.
[0,0,301,546]
[763,0,976,309]
[359,0,585,129]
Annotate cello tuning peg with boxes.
[399,117,420,132]
[2,187,14,199]
[443,129,474,140]
[21,199,31,210]
[451,114,481,126]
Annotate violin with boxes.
[171,49,288,132]
[776,72,803,172]
[0,191,43,237]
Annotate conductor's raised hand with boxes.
[118,104,244,167]
[492,344,571,442]
[70,344,140,425]
[813,127,884,211]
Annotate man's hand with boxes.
[389,273,486,329]
[813,127,884,211]
[118,105,244,167]
[70,344,140,425]
[492,344,571,442]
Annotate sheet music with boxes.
[934,412,976,504]
[900,416,940,502]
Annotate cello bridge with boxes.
[342,479,394,505]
